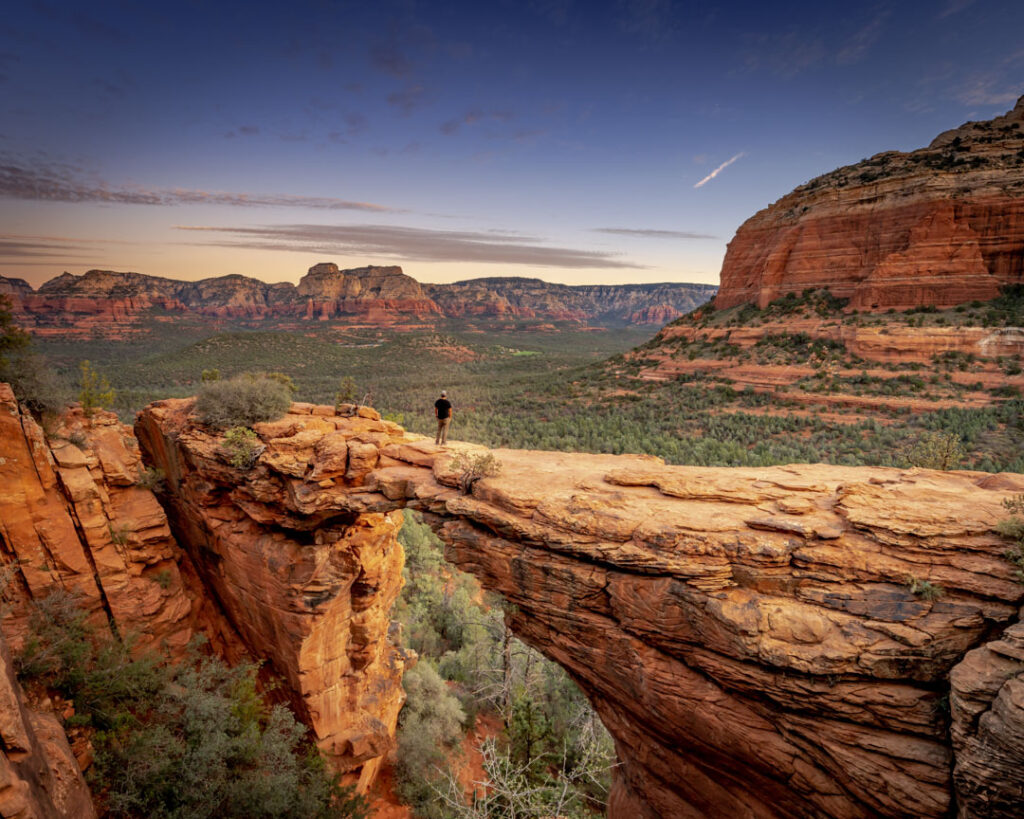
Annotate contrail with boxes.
[694,152,745,188]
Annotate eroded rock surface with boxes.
[716,95,1024,311]
[0,384,200,652]
[134,401,411,789]
[0,631,94,819]
[136,399,1024,818]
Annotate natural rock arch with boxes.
[132,399,1024,818]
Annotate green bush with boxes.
[394,662,466,819]
[906,576,945,601]
[16,591,366,819]
[0,295,29,368]
[221,427,262,469]
[905,431,966,470]
[3,351,71,418]
[195,373,292,429]
[79,360,115,416]
[449,451,502,493]
[997,495,1024,581]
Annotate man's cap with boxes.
[441,390,447,396]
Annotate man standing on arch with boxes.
[434,390,452,446]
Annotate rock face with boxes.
[0,385,410,806]
[425,277,718,325]
[716,96,1024,311]
[133,401,412,790]
[2,267,716,337]
[135,399,1024,819]
[0,630,94,819]
[0,384,201,652]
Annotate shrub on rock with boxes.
[196,374,292,429]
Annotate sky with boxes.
[1,0,1022,289]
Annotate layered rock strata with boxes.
[0,385,200,652]
[136,399,1024,818]
[424,277,718,325]
[133,402,411,789]
[1,267,716,337]
[0,385,409,806]
[716,96,1024,311]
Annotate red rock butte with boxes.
[715,95,1024,312]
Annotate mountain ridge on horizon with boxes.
[0,262,718,334]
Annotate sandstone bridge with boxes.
[2,387,1022,818]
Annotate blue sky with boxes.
[1,0,1022,288]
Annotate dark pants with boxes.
[436,417,450,444]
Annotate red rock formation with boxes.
[135,400,1024,818]
[425,277,716,325]
[716,96,1024,312]
[4,267,716,336]
[0,385,202,651]
[0,630,94,819]
[1,386,411,799]
[134,401,412,789]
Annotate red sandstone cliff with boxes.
[133,400,411,790]
[134,399,1024,819]
[0,387,409,808]
[716,95,1024,312]
[1,267,716,337]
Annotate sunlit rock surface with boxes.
[136,398,1024,818]
[716,96,1024,312]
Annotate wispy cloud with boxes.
[440,108,514,136]
[594,227,716,239]
[0,160,400,212]
[741,29,825,78]
[176,223,644,269]
[836,10,890,66]
[387,84,428,114]
[954,78,1022,107]
[693,152,745,189]
[938,0,977,19]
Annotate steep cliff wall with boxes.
[136,399,1024,819]
[0,386,409,809]
[133,401,411,790]
[716,96,1024,311]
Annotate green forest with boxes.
[16,301,1024,473]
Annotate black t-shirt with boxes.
[435,398,452,419]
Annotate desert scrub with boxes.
[220,427,262,469]
[904,431,966,470]
[997,495,1024,581]
[195,372,292,429]
[907,576,945,601]
[449,451,502,493]
[16,591,367,819]
[135,466,165,491]
[78,360,115,416]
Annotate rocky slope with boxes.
[0,265,716,338]
[626,295,1024,416]
[715,95,1024,312]
[135,399,1024,819]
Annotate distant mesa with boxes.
[1,264,717,337]
[715,94,1024,311]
